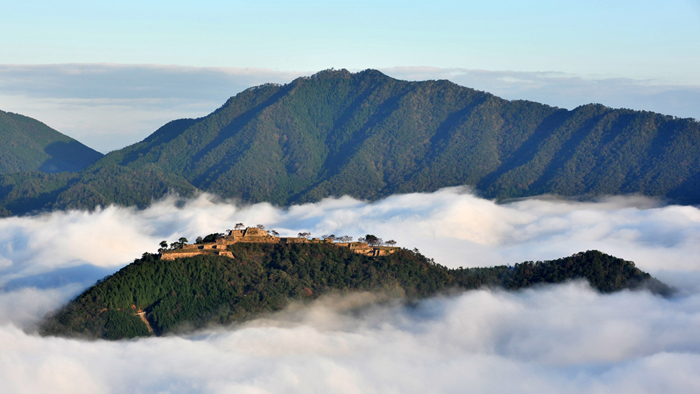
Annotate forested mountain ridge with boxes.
[40,246,671,340]
[94,68,700,205]
[1,69,699,216]
[0,164,196,216]
[0,109,103,174]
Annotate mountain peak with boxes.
[1,69,700,216]
[309,68,354,79]
[0,110,103,174]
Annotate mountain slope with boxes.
[0,164,196,216]
[41,247,669,340]
[96,69,700,205]
[1,68,699,216]
[0,110,103,174]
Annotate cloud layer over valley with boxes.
[0,188,699,393]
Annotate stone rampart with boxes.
[280,237,311,244]
[161,249,235,261]
[161,227,399,261]
[161,251,208,260]
[234,237,281,244]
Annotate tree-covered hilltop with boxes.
[0,109,103,174]
[3,68,700,216]
[40,245,671,340]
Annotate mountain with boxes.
[2,69,700,216]
[93,69,700,204]
[40,246,670,340]
[0,109,103,174]
[0,164,196,216]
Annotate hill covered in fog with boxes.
[42,246,670,340]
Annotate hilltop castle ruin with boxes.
[161,227,399,260]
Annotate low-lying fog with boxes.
[1,188,699,393]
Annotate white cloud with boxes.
[1,284,699,394]
[0,189,699,393]
[0,286,81,328]
[1,188,699,289]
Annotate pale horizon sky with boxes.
[1,1,699,152]
[3,1,699,83]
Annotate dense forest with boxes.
[0,109,102,175]
[41,245,670,340]
[0,164,196,215]
[2,69,699,216]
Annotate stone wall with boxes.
[280,237,311,244]
[161,249,235,261]
[234,236,281,244]
[162,227,399,261]
[161,251,208,261]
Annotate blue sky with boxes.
[3,0,699,83]
[1,1,699,152]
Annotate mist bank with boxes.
[1,284,699,394]
[1,188,698,285]
[0,187,697,327]
[0,188,698,392]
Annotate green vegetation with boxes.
[40,246,670,340]
[0,109,102,174]
[3,69,700,215]
[0,164,197,217]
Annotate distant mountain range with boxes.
[1,69,699,216]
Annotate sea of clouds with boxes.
[1,188,699,393]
